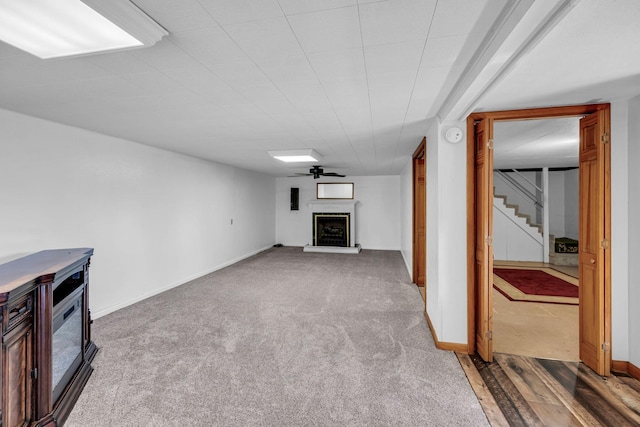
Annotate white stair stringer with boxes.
[493,196,543,262]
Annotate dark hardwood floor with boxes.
[457,353,640,426]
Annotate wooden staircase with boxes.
[492,192,543,261]
[493,193,542,234]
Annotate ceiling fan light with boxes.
[268,149,323,163]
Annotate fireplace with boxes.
[52,269,86,403]
[304,199,361,253]
[314,213,350,247]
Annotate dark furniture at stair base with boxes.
[554,237,579,253]
[1,248,97,427]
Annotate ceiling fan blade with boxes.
[289,167,345,178]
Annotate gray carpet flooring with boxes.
[66,247,489,426]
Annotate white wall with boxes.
[564,168,579,240]
[548,171,566,238]
[623,97,639,367]
[0,109,275,318]
[400,159,413,276]
[275,175,401,250]
[425,119,440,333]
[425,118,468,344]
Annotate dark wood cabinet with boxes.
[3,311,34,427]
[0,249,96,427]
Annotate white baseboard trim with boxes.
[91,244,274,319]
[400,250,412,280]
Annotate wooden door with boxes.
[578,110,611,376]
[474,118,494,362]
[413,138,426,287]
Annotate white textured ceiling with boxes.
[1,0,639,177]
[494,117,579,169]
[476,0,640,112]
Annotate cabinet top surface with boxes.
[0,248,94,295]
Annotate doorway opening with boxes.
[491,117,580,361]
[466,104,611,376]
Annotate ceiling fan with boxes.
[289,165,346,179]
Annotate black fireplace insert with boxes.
[313,213,350,247]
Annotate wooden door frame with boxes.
[413,137,426,285]
[466,104,611,366]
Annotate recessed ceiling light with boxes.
[268,149,323,163]
[0,0,167,59]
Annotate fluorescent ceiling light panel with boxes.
[275,156,317,162]
[268,149,322,163]
[0,0,167,59]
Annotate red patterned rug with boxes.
[493,268,578,303]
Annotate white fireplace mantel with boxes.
[308,199,357,211]
[303,199,361,254]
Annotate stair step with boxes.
[494,195,542,234]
